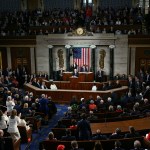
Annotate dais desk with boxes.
[24,84,128,104]
[62,72,94,82]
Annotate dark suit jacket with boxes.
[109,133,124,139]
[77,119,92,140]
[124,132,140,138]
[80,66,88,72]
[92,134,107,140]
[72,63,78,71]
[72,71,79,77]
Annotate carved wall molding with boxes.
[57,49,64,69]
[44,33,116,46]
[99,49,106,69]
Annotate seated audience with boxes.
[130,140,143,150]
[107,81,113,90]
[50,81,57,90]
[21,103,32,117]
[97,99,106,112]
[146,132,150,141]
[80,65,88,72]
[69,119,77,130]
[87,111,98,120]
[61,129,76,141]
[71,140,84,150]
[92,129,107,140]
[108,105,114,112]
[130,103,141,116]
[112,140,125,150]
[57,144,65,150]
[55,120,66,128]
[31,78,38,87]
[47,132,57,141]
[119,108,130,117]
[92,83,97,91]
[41,81,48,89]
[36,79,41,88]
[124,126,140,138]
[116,105,123,113]
[93,140,103,150]
[114,80,122,88]
[109,128,124,139]
[89,100,97,111]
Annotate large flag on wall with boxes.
[73,47,91,71]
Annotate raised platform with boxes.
[24,83,128,104]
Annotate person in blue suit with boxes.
[77,113,92,140]
[39,94,49,115]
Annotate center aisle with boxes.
[22,104,68,150]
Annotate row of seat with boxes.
[39,137,149,150]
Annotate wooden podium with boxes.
[63,72,94,82]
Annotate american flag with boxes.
[73,47,91,71]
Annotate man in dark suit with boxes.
[80,65,88,72]
[39,94,49,115]
[61,129,76,141]
[72,69,79,77]
[124,126,140,138]
[143,85,150,99]
[77,113,92,140]
[92,129,107,140]
[71,61,78,71]
[96,68,104,82]
[145,72,150,86]
[57,68,64,81]
[109,128,124,139]
[128,75,135,96]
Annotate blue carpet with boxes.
[21,104,68,150]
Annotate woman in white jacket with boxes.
[7,109,21,141]
[6,96,15,114]
[0,110,8,135]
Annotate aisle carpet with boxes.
[21,104,68,150]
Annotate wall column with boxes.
[48,45,53,79]
[65,45,71,71]
[7,47,11,69]
[90,45,96,80]
[109,45,115,80]
[30,47,36,74]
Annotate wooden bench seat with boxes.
[39,137,148,150]
[59,115,140,127]
[26,117,41,132]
